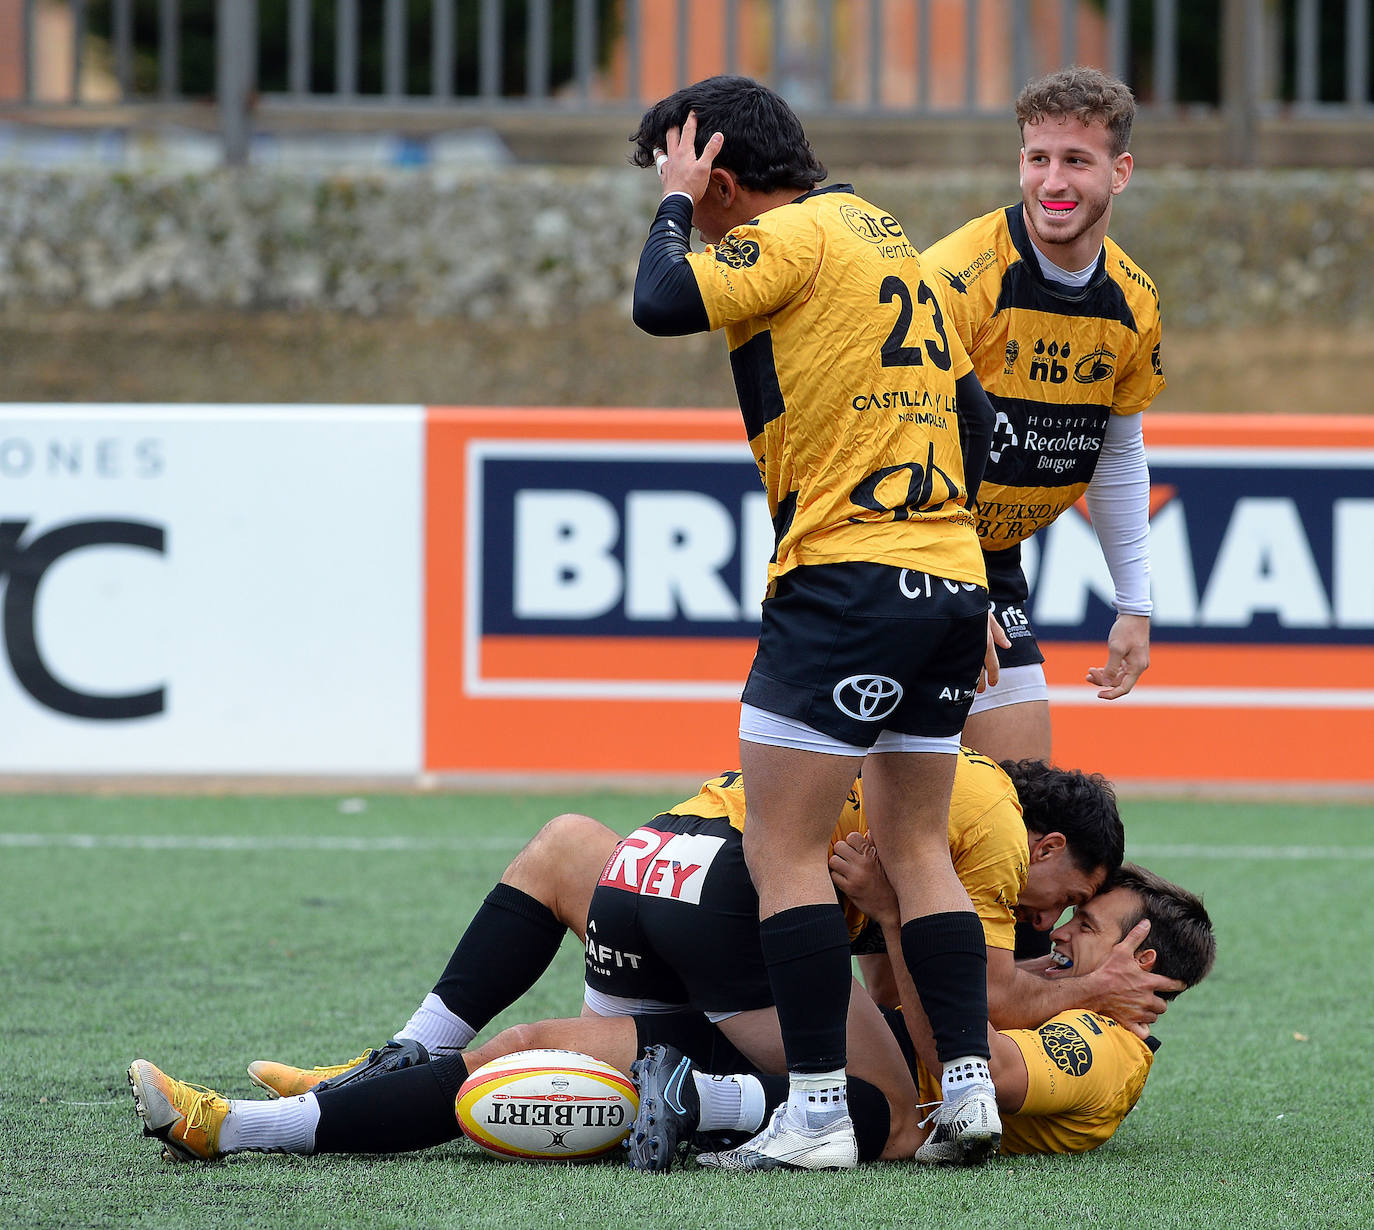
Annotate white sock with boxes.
[397,992,474,1056]
[941,1055,995,1101]
[786,1069,848,1129]
[694,1072,767,1133]
[219,1093,321,1155]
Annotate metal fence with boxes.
[2,0,1372,163]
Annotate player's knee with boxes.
[504,812,608,889]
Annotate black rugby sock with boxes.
[431,883,566,1029]
[313,1055,469,1154]
[900,911,992,1063]
[759,904,852,1074]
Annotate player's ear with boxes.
[710,166,738,205]
[1136,945,1157,973]
[1031,832,1066,861]
[1111,151,1133,194]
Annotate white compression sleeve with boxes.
[1085,412,1152,616]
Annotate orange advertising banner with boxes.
[426,409,1374,785]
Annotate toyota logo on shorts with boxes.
[832,675,903,721]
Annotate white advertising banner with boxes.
[0,407,424,774]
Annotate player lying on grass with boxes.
[127,757,1176,1166]
[629,858,1215,1169]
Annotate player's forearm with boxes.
[955,370,994,508]
[632,194,710,336]
[990,966,1097,1030]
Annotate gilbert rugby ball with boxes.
[456,1049,639,1162]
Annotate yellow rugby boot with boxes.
[248,1037,429,1098]
[127,1060,228,1163]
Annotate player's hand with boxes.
[1073,919,1186,1037]
[977,611,1012,694]
[1086,613,1150,700]
[828,832,899,930]
[654,111,724,204]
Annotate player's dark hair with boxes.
[1110,862,1217,998]
[1015,66,1136,157]
[629,75,827,192]
[1001,759,1124,878]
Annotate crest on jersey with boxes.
[1003,339,1020,374]
[1038,1021,1093,1076]
[715,237,760,269]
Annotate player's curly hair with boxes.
[1000,759,1124,878]
[1109,863,1217,997]
[1015,66,1136,157]
[629,75,827,193]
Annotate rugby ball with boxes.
[455,1049,638,1162]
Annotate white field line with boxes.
[0,833,526,852]
[1,832,1372,860]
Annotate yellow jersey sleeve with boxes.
[947,749,1028,951]
[1000,1010,1156,1154]
[688,209,823,332]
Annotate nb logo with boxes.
[832,674,903,721]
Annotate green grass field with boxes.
[2,788,1371,1229]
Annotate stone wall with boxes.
[3,166,1372,328]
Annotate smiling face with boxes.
[1048,885,1143,974]
[1014,832,1108,931]
[1018,115,1132,272]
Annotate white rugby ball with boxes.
[455,1049,638,1162]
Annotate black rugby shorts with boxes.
[584,813,773,1015]
[983,544,1046,670]
[741,561,989,745]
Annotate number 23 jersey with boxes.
[685,184,987,589]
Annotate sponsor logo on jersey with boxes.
[1151,341,1163,376]
[837,203,918,258]
[1073,345,1116,384]
[715,237,760,269]
[939,248,997,292]
[832,674,903,720]
[1030,339,1072,384]
[1038,1021,1093,1076]
[938,267,968,295]
[1117,258,1158,303]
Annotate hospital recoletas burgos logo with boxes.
[832,674,903,721]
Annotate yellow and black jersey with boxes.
[915,1009,1157,1154]
[923,203,1165,550]
[667,747,1028,949]
[682,185,986,588]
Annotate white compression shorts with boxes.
[738,702,960,756]
[966,663,1050,716]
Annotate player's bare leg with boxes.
[961,698,1051,763]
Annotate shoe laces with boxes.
[915,1098,943,1130]
[312,1050,371,1077]
[173,1081,225,1137]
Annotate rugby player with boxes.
[631,74,997,1169]
[922,67,1166,766]
[126,759,1175,1166]
[634,860,1215,1170]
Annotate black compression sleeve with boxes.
[632,194,710,337]
[955,369,995,509]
